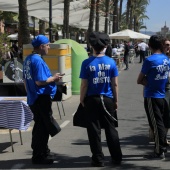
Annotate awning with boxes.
[0,0,93,30]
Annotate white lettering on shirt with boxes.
[24,60,32,80]
[155,59,169,80]
[89,63,112,84]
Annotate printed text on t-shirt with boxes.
[89,64,111,84]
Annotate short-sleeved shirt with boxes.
[141,53,170,98]
[23,54,57,105]
[80,55,118,98]
[138,42,148,51]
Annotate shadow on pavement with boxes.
[0,155,165,169]
[0,142,17,153]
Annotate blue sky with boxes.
[142,0,170,32]
[123,0,170,32]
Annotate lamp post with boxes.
[49,0,52,42]
[95,0,99,32]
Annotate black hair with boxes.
[149,35,164,52]
[92,44,105,54]
[89,31,110,54]
[105,45,112,58]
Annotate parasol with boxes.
[109,29,150,40]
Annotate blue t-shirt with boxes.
[141,53,170,98]
[79,56,118,98]
[23,54,57,105]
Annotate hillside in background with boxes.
[140,31,156,36]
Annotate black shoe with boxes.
[32,157,54,164]
[46,152,58,159]
[124,68,129,70]
[143,152,165,160]
[91,160,104,167]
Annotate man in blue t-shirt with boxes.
[137,35,170,160]
[23,35,64,164]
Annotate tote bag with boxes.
[73,103,88,128]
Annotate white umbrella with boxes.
[7,33,34,40]
[133,31,151,39]
[109,29,150,40]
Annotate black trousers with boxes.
[29,95,53,159]
[139,50,146,63]
[124,54,129,69]
[144,98,169,154]
[85,96,122,162]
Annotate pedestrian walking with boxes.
[124,41,130,70]
[138,40,148,63]
[105,44,113,58]
[137,35,170,160]
[23,35,64,164]
[79,32,122,167]
[134,41,140,58]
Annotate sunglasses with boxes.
[165,44,170,46]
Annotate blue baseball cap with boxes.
[32,35,49,47]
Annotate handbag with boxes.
[73,103,88,128]
[49,116,61,137]
[73,103,118,128]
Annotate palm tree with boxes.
[87,0,96,44]
[119,0,123,29]
[112,0,119,33]
[104,0,110,34]
[18,0,30,47]
[133,0,149,31]
[63,0,70,38]
[95,0,100,32]
[123,0,149,31]
[126,0,131,29]
[96,0,114,33]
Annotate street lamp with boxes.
[49,0,52,42]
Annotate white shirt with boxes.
[112,48,118,55]
[138,42,148,51]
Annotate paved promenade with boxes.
[0,57,170,169]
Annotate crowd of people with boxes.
[22,32,170,167]
[86,39,151,72]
